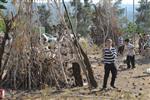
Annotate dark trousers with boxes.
[118,45,124,55]
[126,55,135,68]
[103,63,117,88]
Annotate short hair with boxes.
[106,38,112,42]
[124,38,129,42]
[106,38,115,46]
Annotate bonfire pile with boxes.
[0,24,76,90]
[0,0,97,90]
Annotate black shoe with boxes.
[100,87,107,91]
[132,66,136,69]
[111,85,117,89]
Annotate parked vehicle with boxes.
[41,33,57,43]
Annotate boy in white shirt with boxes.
[124,39,135,69]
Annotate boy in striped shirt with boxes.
[102,39,117,89]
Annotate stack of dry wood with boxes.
[0,24,97,90]
[0,0,97,90]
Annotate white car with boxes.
[41,33,57,43]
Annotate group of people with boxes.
[101,35,136,90]
[138,33,150,55]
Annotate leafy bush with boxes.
[0,18,6,32]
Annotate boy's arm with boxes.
[112,48,117,58]
[101,48,105,63]
[109,48,117,58]
[129,44,134,50]
[102,48,105,58]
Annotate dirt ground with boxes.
[4,52,150,100]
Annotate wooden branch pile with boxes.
[0,29,66,89]
[0,25,96,90]
[0,0,97,90]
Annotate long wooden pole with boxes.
[62,0,97,89]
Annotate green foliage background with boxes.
[0,18,5,32]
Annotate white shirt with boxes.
[125,43,135,56]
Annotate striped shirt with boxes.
[103,47,117,64]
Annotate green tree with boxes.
[0,0,7,9]
[69,0,93,36]
[113,0,126,28]
[136,0,150,32]
[38,5,52,34]
[89,0,125,45]
[0,19,5,32]
[126,22,137,33]
[0,0,7,32]
[121,22,139,39]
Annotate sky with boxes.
[90,0,140,5]
[67,0,140,5]
[33,0,140,5]
[117,0,139,5]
